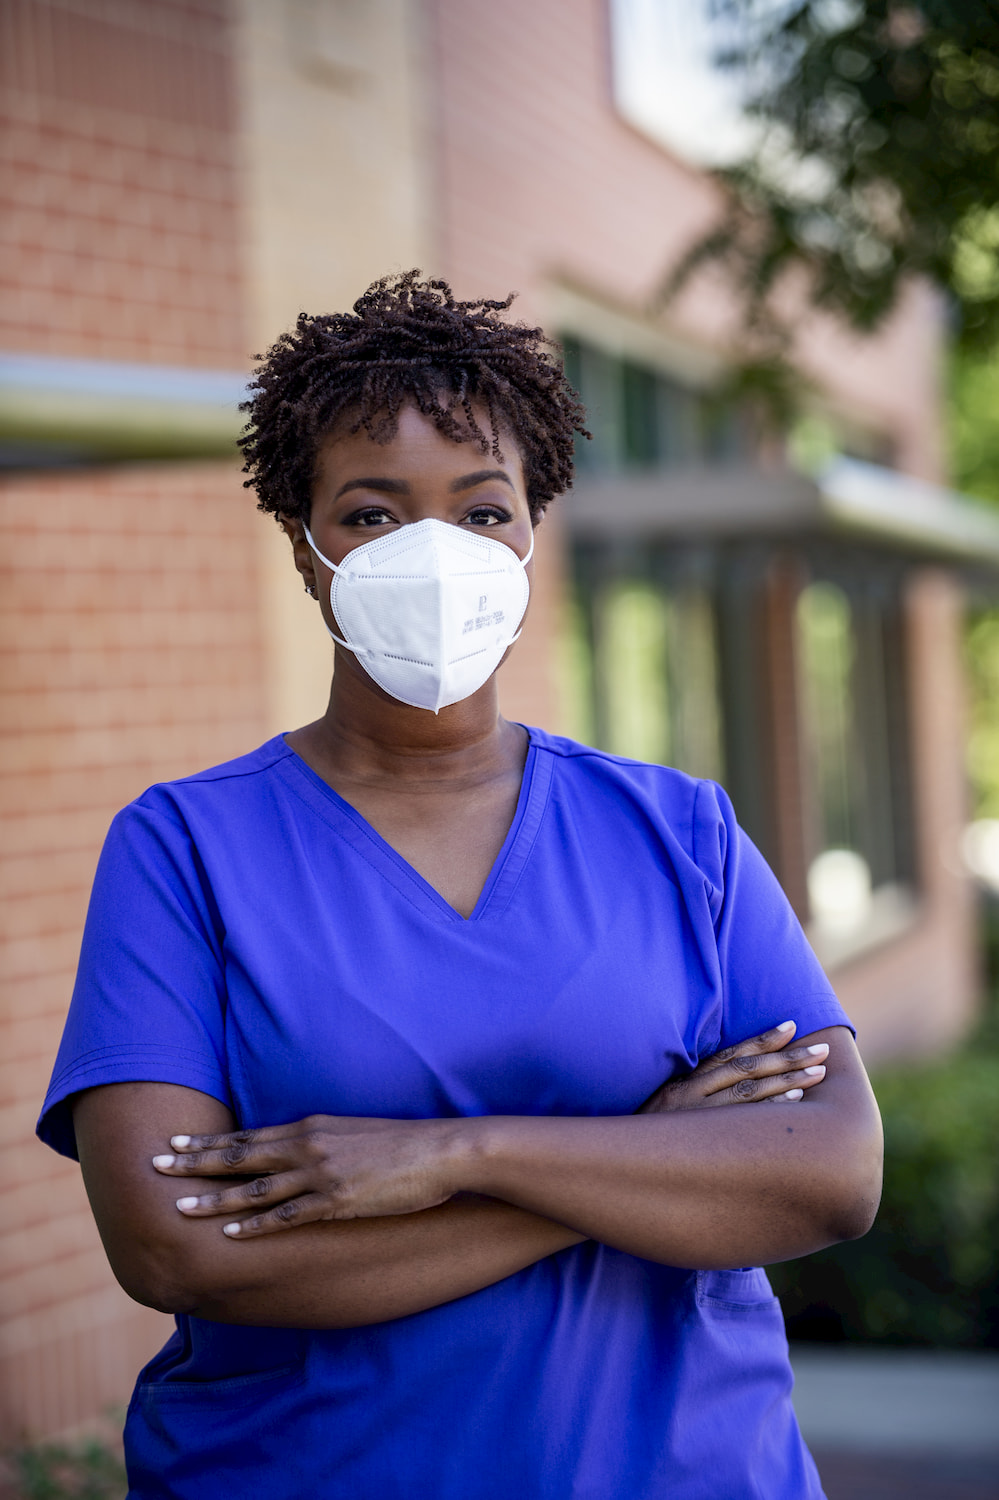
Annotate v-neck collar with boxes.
[274,727,553,924]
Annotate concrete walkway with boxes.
[790,1345,999,1499]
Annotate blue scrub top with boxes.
[39,728,849,1500]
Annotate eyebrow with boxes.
[333,477,409,500]
[449,469,515,493]
[333,470,514,501]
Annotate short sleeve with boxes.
[692,780,854,1050]
[37,798,232,1159]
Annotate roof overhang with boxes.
[0,352,248,465]
[567,457,999,568]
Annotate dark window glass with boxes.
[657,379,704,466]
[621,362,659,468]
[560,333,754,473]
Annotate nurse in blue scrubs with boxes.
[39,272,882,1500]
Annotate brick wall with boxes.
[0,2,251,1435]
[428,0,943,482]
[0,0,244,365]
[0,460,268,1441]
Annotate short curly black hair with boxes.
[238,270,589,524]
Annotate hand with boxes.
[636,1021,829,1114]
[152,1114,469,1238]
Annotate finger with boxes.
[220,1193,332,1238]
[152,1137,295,1177]
[694,1042,829,1097]
[702,1063,826,1106]
[174,1170,308,1217]
[693,1021,796,1072]
[166,1124,301,1153]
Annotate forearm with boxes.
[465,1096,881,1268]
[74,1083,582,1330]
[184,1196,583,1328]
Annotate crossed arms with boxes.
[72,1021,882,1330]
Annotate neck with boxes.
[290,652,521,788]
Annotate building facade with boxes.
[0,0,987,1443]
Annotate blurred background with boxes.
[2,1,999,1495]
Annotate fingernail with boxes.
[171,1135,192,1149]
[176,1197,199,1211]
[806,1044,829,1055]
[776,1021,795,1033]
[784,1087,803,1099]
[804,1065,826,1076]
[152,1155,175,1169]
[223,1222,241,1236]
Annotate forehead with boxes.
[316,404,525,485]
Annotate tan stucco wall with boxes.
[237,0,433,735]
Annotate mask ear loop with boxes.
[501,528,534,645]
[302,525,361,654]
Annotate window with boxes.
[561,334,749,474]
[795,570,915,953]
[565,538,916,957]
[566,549,725,783]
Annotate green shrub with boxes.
[770,999,999,1348]
[2,1436,126,1500]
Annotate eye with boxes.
[342,505,397,528]
[464,505,512,527]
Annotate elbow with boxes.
[115,1265,202,1318]
[107,1240,208,1318]
[825,1179,881,1244]
[821,1133,884,1245]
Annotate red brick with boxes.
[1,458,269,1438]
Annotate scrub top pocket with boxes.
[695,1266,782,1315]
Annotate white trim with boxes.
[819,457,999,565]
[0,352,249,407]
[546,285,723,387]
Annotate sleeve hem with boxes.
[718,995,855,1053]
[37,1047,232,1161]
[790,1000,856,1039]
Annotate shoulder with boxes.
[525,726,734,872]
[108,736,296,844]
[133,735,292,806]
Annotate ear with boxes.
[278,514,318,595]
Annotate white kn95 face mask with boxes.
[303,518,534,713]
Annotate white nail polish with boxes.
[804,1065,825,1075]
[776,1021,795,1033]
[806,1044,828,1055]
[223,1222,241,1236]
[152,1155,175,1169]
[176,1197,199,1211]
[784,1088,803,1099]
[171,1135,192,1149]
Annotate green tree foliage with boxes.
[676,1,999,353]
[964,610,999,817]
[951,352,999,502]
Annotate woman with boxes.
[39,273,882,1500]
